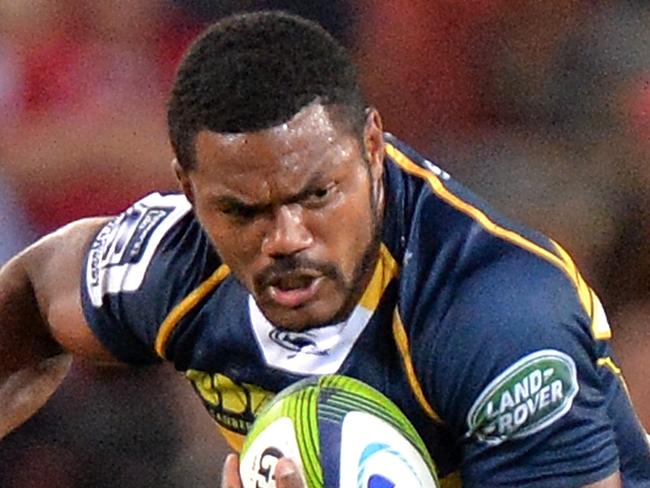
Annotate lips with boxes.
[272,273,317,290]
[266,274,324,308]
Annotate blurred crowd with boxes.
[0,1,648,486]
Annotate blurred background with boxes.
[0,1,648,486]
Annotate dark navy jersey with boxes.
[81,134,650,487]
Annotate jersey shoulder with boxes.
[382,134,602,337]
[383,134,609,385]
[81,192,220,363]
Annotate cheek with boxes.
[316,196,374,271]
[199,215,261,269]
[218,229,260,266]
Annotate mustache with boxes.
[254,257,342,292]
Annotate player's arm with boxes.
[0,218,119,438]
[583,472,621,487]
[412,250,638,486]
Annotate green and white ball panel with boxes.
[240,380,322,488]
[239,375,439,488]
[314,375,432,463]
[238,416,307,488]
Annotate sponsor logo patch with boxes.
[186,370,274,435]
[268,329,329,357]
[466,349,579,444]
[85,193,191,306]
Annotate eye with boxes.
[220,204,259,222]
[314,187,330,198]
[303,183,336,208]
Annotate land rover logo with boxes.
[466,349,579,444]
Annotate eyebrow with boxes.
[211,195,265,212]
[211,171,329,210]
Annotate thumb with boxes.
[221,453,243,488]
[275,458,304,488]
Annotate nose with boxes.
[261,204,314,258]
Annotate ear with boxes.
[363,107,385,184]
[172,158,195,205]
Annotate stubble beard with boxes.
[319,175,384,328]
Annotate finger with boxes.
[275,458,304,488]
[221,453,243,488]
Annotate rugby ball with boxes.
[239,375,439,488]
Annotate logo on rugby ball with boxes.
[358,443,417,488]
[340,412,439,487]
[254,447,284,487]
[467,349,579,444]
[239,416,306,488]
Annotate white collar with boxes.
[248,244,399,375]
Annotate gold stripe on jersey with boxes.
[551,242,611,340]
[596,357,649,448]
[392,309,443,424]
[597,356,634,399]
[218,426,245,451]
[386,143,610,340]
[550,241,593,318]
[155,264,231,358]
[359,243,400,311]
[597,356,622,376]
[589,291,612,340]
[441,471,462,488]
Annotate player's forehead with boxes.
[192,102,362,202]
[195,102,351,159]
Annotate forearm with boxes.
[0,353,71,438]
[0,252,70,438]
[0,252,64,371]
[0,218,115,438]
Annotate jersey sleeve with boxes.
[80,192,207,365]
[412,251,620,487]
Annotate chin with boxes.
[262,302,346,332]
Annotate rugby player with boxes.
[1,11,649,487]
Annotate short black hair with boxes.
[168,10,367,170]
